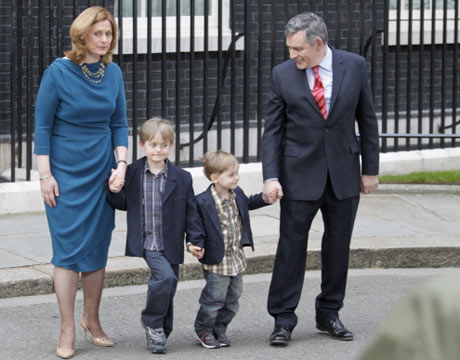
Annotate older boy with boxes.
[107,118,205,354]
[190,150,270,348]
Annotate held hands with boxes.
[188,245,205,259]
[108,163,127,193]
[40,175,60,208]
[109,174,125,193]
[263,180,283,204]
[360,175,379,194]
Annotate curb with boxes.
[3,147,460,215]
[2,247,460,299]
[376,184,460,194]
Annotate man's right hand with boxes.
[263,180,283,203]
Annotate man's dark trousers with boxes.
[267,177,359,330]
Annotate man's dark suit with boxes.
[262,47,379,329]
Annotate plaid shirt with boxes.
[142,159,168,251]
[203,185,246,276]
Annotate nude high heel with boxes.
[79,317,114,347]
[56,348,75,359]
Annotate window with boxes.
[114,0,243,54]
[387,0,459,45]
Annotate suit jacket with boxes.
[196,185,268,265]
[106,157,205,264]
[262,47,380,201]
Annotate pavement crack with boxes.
[394,194,448,221]
[0,248,41,265]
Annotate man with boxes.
[262,12,379,346]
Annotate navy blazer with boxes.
[106,157,205,265]
[196,185,268,265]
[262,47,380,201]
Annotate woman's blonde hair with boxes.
[64,6,117,66]
[202,150,239,180]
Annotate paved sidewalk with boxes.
[1,184,459,298]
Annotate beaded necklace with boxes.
[80,62,105,84]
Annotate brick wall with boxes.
[0,0,458,163]
[0,1,12,139]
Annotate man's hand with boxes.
[263,180,283,203]
[360,175,379,194]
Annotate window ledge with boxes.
[114,32,245,54]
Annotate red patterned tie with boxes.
[312,65,327,120]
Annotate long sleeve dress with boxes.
[34,57,128,272]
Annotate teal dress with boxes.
[34,58,128,272]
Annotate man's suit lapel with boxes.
[329,47,345,117]
[293,64,323,118]
[293,47,346,120]
[293,61,327,119]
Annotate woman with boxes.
[34,6,128,359]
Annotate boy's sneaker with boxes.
[145,326,167,354]
[214,332,231,347]
[196,330,221,349]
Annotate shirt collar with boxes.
[317,45,333,73]
[144,158,168,178]
[210,184,234,203]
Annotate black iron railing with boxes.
[1,0,459,182]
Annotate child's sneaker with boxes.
[196,329,221,349]
[145,326,167,354]
[214,331,231,347]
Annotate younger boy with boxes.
[107,118,205,354]
[190,150,270,348]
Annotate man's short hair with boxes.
[284,12,328,46]
[139,117,175,144]
[202,150,239,181]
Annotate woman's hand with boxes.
[40,175,60,207]
[109,174,125,193]
[109,162,127,188]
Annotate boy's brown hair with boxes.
[139,118,175,144]
[202,150,239,181]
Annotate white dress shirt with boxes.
[306,45,333,113]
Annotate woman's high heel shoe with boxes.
[79,317,114,347]
[56,348,75,359]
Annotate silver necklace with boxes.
[80,62,105,84]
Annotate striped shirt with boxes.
[142,159,168,251]
[203,185,246,276]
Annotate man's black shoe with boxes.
[269,326,291,346]
[316,319,354,341]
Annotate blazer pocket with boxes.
[283,144,301,157]
[349,142,360,154]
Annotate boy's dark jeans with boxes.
[142,250,179,336]
[194,270,243,334]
